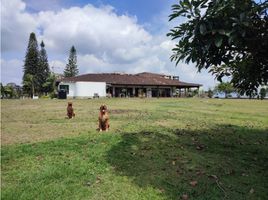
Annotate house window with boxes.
[59,85,69,94]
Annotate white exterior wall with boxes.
[67,83,76,97]
[59,81,106,98]
[74,82,106,97]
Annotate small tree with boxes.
[43,73,56,97]
[207,88,213,98]
[192,89,199,97]
[64,46,79,77]
[215,82,234,98]
[23,74,35,97]
[1,83,5,98]
[4,85,15,98]
[260,88,267,100]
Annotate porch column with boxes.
[112,87,115,97]
[133,87,135,97]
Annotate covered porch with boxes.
[106,85,200,98]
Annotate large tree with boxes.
[23,32,39,97]
[214,82,234,98]
[38,41,50,94]
[167,0,268,96]
[64,46,79,77]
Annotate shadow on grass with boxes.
[106,125,268,200]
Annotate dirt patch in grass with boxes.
[109,109,140,114]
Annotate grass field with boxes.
[1,98,268,200]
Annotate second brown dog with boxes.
[67,102,75,119]
[98,104,110,131]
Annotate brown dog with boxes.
[98,104,110,131]
[67,102,75,119]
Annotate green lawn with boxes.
[1,98,268,200]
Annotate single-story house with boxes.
[58,72,202,98]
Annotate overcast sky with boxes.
[1,0,217,89]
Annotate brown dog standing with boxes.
[98,104,110,131]
[67,102,75,119]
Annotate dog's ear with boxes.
[100,104,107,110]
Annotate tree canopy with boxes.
[167,0,268,95]
[23,32,39,97]
[38,41,50,94]
[22,33,55,97]
[64,46,79,77]
[214,81,234,98]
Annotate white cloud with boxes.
[37,5,151,56]
[1,0,216,89]
[1,0,38,52]
[1,59,23,84]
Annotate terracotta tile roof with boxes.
[61,72,202,87]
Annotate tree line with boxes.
[22,32,79,98]
[207,82,268,99]
[0,32,80,99]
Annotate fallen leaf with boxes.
[36,156,43,160]
[225,169,235,175]
[196,170,204,176]
[95,176,101,184]
[208,174,218,180]
[196,144,205,150]
[85,182,91,187]
[159,188,165,193]
[190,180,198,187]
[241,173,248,177]
[182,194,189,200]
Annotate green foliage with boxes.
[23,34,53,97]
[167,0,268,96]
[3,85,15,98]
[214,82,234,98]
[23,32,39,96]
[64,46,79,77]
[42,73,56,96]
[192,89,199,96]
[37,41,51,94]
[1,83,5,98]
[1,83,22,99]
[260,87,267,100]
[23,74,35,97]
[207,88,213,98]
